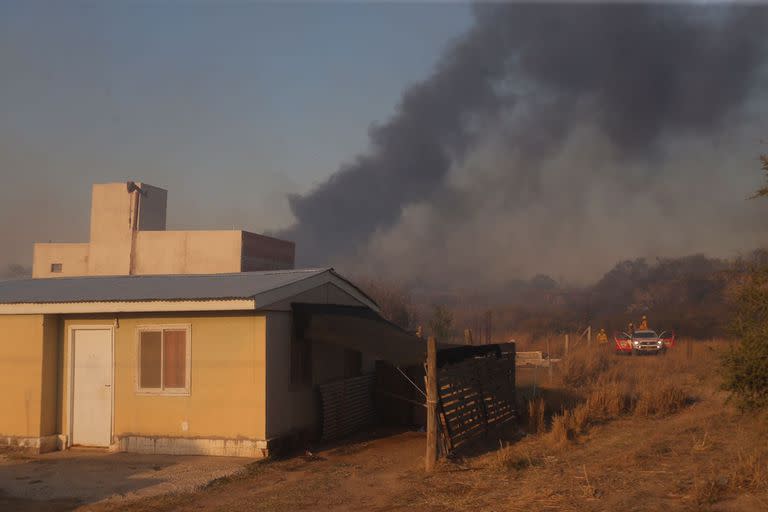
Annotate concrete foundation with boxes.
[0,434,62,454]
[117,436,270,458]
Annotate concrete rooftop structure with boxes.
[33,182,295,278]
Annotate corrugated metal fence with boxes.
[318,373,376,442]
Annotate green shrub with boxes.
[722,261,768,410]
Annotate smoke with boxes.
[280,4,768,286]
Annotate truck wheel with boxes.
[631,349,638,357]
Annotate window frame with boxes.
[135,324,192,396]
[50,263,63,273]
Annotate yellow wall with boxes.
[33,231,247,278]
[60,313,266,442]
[0,315,46,437]
[32,243,89,278]
[134,231,243,275]
[88,183,134,275]
[40,316,60,436]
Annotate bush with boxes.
[721,261,768,410]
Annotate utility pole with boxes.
[546,337,553,384]
[426,336,438,471]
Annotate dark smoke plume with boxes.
[280,4,768,284]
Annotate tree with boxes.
[721,258,768,409]
[530,274,558,290]
[751,152,768,199]
[721,152,768,409]
[0,264,31,279]
[429,304,454,342]
[354,277,417,330]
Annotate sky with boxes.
[0,1,471,267]
[1,2,766,287]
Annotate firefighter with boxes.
[596,328,609,344]
[628,322,635,337]
[639,315,649,330]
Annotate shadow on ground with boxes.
[0,449,250,511]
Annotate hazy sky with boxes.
[0,1,471,268]
[1,2,766,286]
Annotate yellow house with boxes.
[0,269,420,457]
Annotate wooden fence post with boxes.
[564,334,570,357]
[426,336,438,472]
[546,337,553,384]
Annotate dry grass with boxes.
[492,339,768,509]
[546,410,574,447]
[635,383,689,417]
[690,411,768,508]
[531,345,693,449]
[491,442,541,471]
[729,449,768,491]
[559,345,612,387]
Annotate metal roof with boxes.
[0,268,350,304]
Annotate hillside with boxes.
[392,250,768,343]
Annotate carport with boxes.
[292,303,517,469]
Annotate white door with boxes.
[72,328,113,446]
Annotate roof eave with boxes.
[0,299,257,315]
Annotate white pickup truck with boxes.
[630,330,666,355]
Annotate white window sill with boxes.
[135,390,190,397]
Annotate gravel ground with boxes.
[0,448,253,509]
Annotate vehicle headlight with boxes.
[633,341,640,346]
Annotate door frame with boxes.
[67,324,115,448]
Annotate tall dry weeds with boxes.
[693,449,768,507]
[547,410,575,448]
[533,343,694,448]
[635,382,689,417]
[559,345,612,388]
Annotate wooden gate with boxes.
[436,352,516,453]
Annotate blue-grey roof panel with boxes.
[0,269,330,304]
